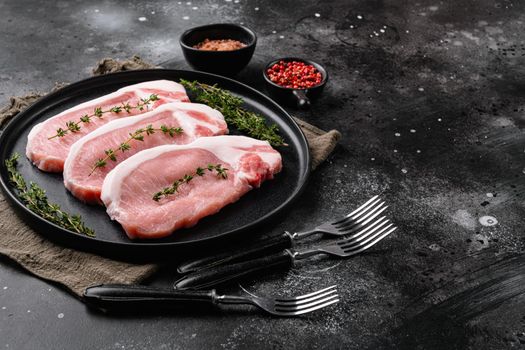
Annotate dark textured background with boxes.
[1,0,525,349]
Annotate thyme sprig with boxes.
[179,79,285,146]
[153,164,228,202]
[48,94,160,140]
[5,153,95,237]
[89,124,184,175]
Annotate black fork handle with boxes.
[83,284,216,311]
[174,251,294,290]
[177,232,294,274]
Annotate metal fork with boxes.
[83,284,339,317]
[174,217,396,290]
[178,195,388,274]
[293,195,387,238]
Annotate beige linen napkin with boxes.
[0,57,341,297]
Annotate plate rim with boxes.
[0,69,311,251]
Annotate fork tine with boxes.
[335,201,387,228]
[277,297,340,316]
[343,198,384,224]
[344,195,379,219]
[275,288,338,306]
[275,285,337,302]
[334,206,388,237]
[275,294,339,311]
[341,217,391,243]
[339,222,394,248]
[343,197,382,221]
[340,226,396,254]
[333,197,381,225]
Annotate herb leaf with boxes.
[179,80,285,146]
[153,164,228,201]
[89,124,184,175]
[48,94,160,140]
[5,153,95,237]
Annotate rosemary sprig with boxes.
[153,164,228,201]
[48,94,160,140]
[179,79,285,146]
[89,124,184,175]
[5,153,95,237]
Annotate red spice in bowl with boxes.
[193,38,247,51]
[266,60,323,89]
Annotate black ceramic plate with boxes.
[0,69,310,259]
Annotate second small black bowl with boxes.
[263,58,328,109]
[180,23,257,76]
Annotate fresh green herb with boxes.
[89,124,183,175]
[153,164,228,201]
[180,79,285,146]
[48,94,160,140]
[5,153,95,237]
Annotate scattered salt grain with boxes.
[183,16,190,20]
[254,7,259,11]
[410,129,416,133]
[418,87,424,91]
[192,6,198,10]
[395,132,401,137]
[58,313,64,319]
[315,13,320,17]
[279,35,284,39]
[138,17,147,22]
[357,15,363,19]
[479,215,498,227]
[401,168,408,174]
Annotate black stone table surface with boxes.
[1,0,525,349]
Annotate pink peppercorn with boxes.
[266,60,323,89]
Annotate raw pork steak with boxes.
[63,102,228,204]
[101,136,282,239]
[26,80,189,173]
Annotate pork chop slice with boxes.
[101,136,282,239]
[26,80,189,173]
[64,102,228,205]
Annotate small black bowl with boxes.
[263,57,328,109]
[180,23,257,76]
